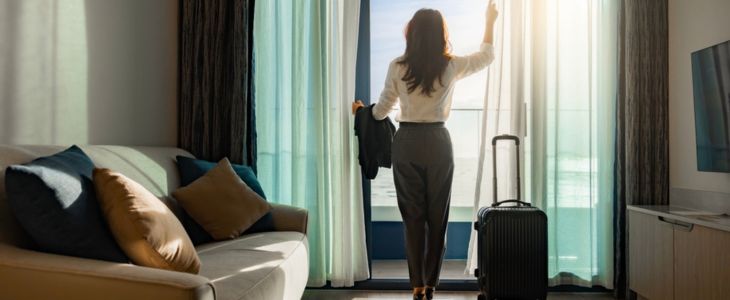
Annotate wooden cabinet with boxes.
[629,210,675,300]
[629,207,730,300]
[674,224,730,300]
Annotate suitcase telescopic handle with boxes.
[492,199,531,207]
[491,134,523,206]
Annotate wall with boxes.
[668,0,730,195]
[0,0,178,146]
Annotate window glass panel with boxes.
[371,0,490,219]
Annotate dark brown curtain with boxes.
[614,0,669,297]
[179,0,257,170]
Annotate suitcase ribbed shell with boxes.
[475,206,548,300]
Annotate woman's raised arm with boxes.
[484,1,499,44]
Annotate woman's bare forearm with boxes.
[484,1,498,44]
[484,21,495,44]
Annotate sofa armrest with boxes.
[270,204,309,234]
[0,244,214,300]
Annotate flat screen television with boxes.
[692,40,730,172]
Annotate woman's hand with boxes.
[487,1,499,25]
[352,100,365,115]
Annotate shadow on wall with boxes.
[0,0,177,146]
[83,0,178,147]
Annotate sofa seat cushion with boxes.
[196,231,308,300]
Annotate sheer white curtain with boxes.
[467,0,617,288]
[466,0,528,274]
[254,0,369,287]
[533,0,617,287]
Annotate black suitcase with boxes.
[474,135,548,300]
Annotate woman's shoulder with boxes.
[448,53,476,71]
[387,57,405,74]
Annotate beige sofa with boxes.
[0,145,309,300]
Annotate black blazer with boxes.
[354,105,396,180]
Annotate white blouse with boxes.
[372,43,495,122]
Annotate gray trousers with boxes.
[392,122,454,288]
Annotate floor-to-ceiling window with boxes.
[368,0,616,287]
[369,0,493,280]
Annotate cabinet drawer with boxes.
[674,224,730,300]
[629,210,674,300]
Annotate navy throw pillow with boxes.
[175,156,274,244]
[5,146,128,262]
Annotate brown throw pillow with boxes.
[172,158,271,240]
[93,168,200,274]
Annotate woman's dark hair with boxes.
[397,9,452,97]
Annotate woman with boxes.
[353,2,498,299]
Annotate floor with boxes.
[303,290,614,300]
[372,260,471,280]
[311,259,615,299]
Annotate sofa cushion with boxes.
[93,168,200,274]
[175,156,274,245]
[176,156,266,197]
[196,231,309,300]
[173,159,271,241]
[4,146,127,262]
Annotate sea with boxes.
[371,157,481,208]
